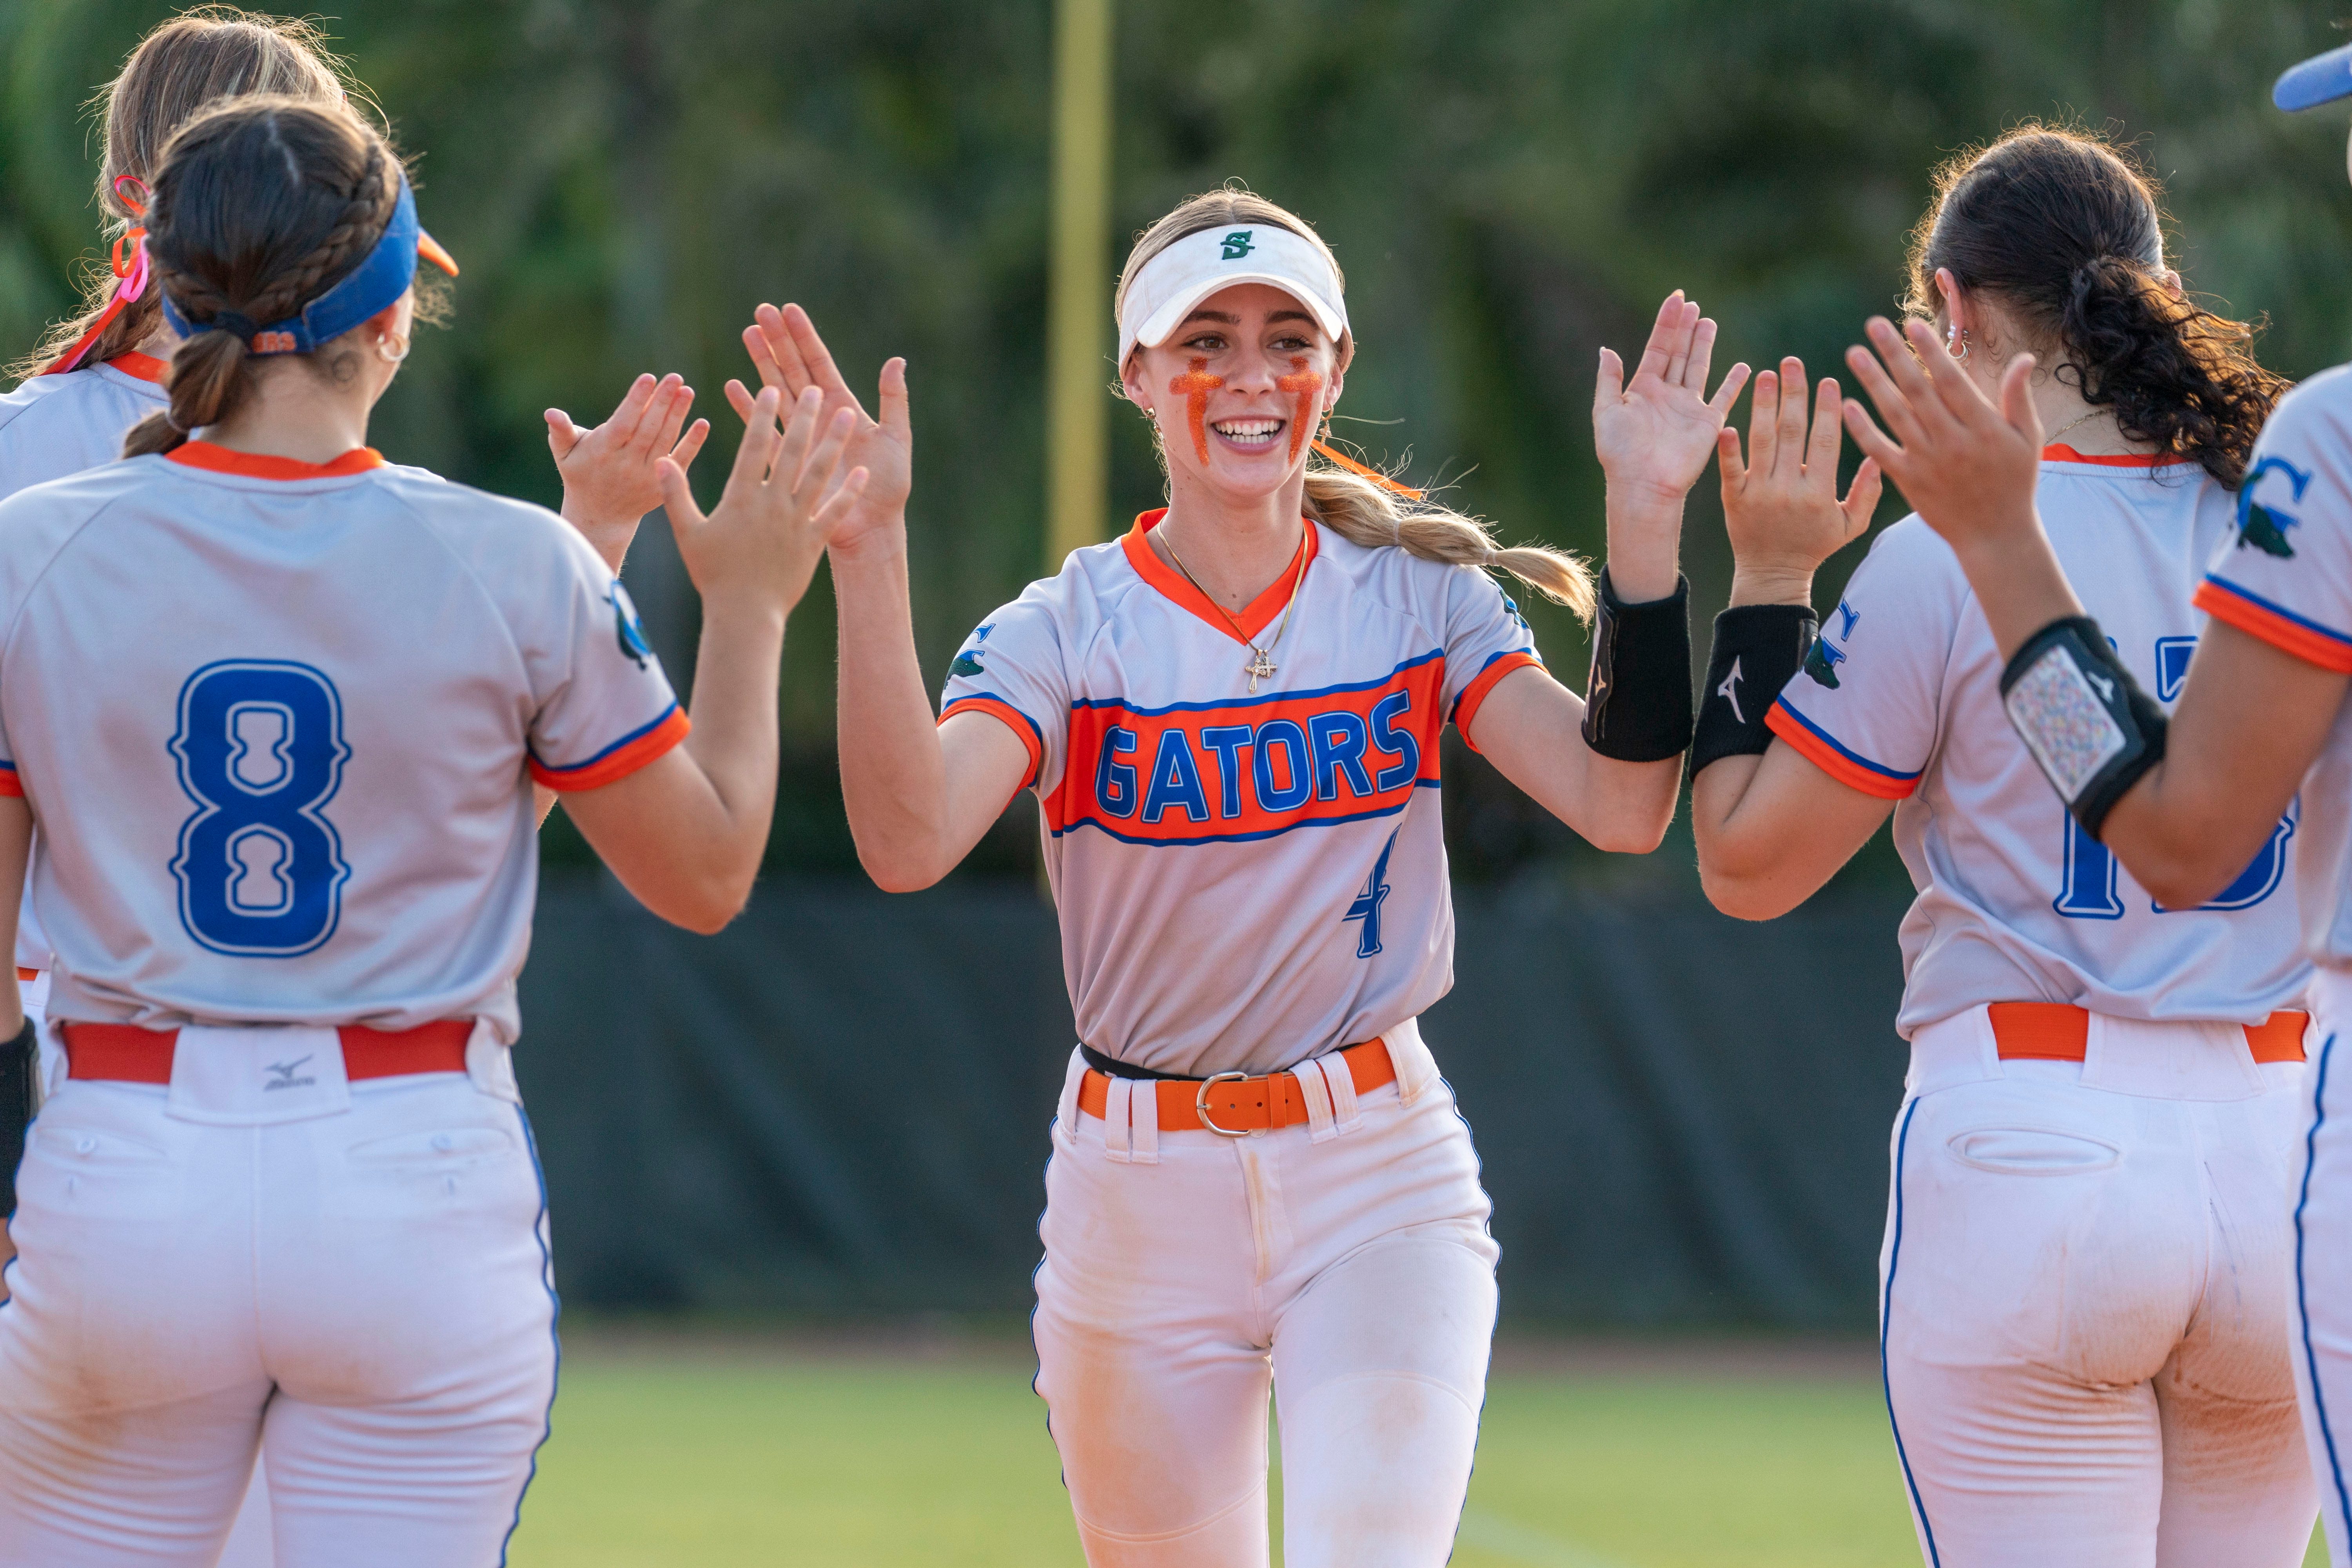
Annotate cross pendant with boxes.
[1245,647,1276,693]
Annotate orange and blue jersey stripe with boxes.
[1047,651,1446,846]
[940,693,1045,790]
[1452,650,1543,751]
[1766,698,1922,800]
[2194,575,2352,676]
[528,704,690,792]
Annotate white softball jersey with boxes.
[0,354,171,976]
[2199,366,2352,985]
[0,440,685,1040]
[1768,446,2308,1037]
[941,510,1541,1077]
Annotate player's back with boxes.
[1771,447,2308,1034]
[0,355,169,495]
[0,441,681,1038]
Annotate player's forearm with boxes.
[557,496,638,577]
[1601,481,1684,605]
[1688,754,1810,919]
[663,595,786,921]
[1942,522,2084,662]
[1472,672,1676,853]
[829,532,956,891]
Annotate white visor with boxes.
[1117,222,1348,369]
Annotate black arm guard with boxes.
[0,1019,34,1216]
[1999,616,2168,840]
[1581,568,1693,762]
[1688,603,1819,780]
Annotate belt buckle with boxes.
[1196,1070,1254,1137]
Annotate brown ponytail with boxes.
[122,99,402,457]
[1906,125,2284,489]
[9,9,354,383]
[1116,186,1596,619]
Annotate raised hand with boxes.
[1718,358,1881,607]
[731,303,910,553]
[1594,291,1752,501]
[548,372,711,573]
[657,384,867,620]
[1841,316,2043,559]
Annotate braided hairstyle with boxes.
[1906,125,2284,489]
[8,9,356,383]
[122,97,403,458]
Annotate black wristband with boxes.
[1689,603,1820,780]
[0,1019,34,1218]
[1999,615,2169,839]
[1581,568,1693,762]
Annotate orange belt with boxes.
[1077,1038,1394,1135]
[64,1019,474,1084]
[1988,1002,2308,1064]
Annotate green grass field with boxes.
[508,1329,2331,1567]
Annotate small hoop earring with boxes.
[377,333,410,365]
[1947,325,1970,363]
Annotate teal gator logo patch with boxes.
[1802,639,1842,689]
[950,651,985,678]
[2236,455,2311,559]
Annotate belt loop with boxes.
[1130,1078,1159,1164]
[1056,1049,1084,1145]
[1325,1052,1362,1134]
[1297,1057,1338,1143]
[1103,1077,1134,1162]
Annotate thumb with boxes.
[1593,347,1624,416]
[655,455,703,535]
[1841,457,1884,538]
[544,409,581,462]
[1715,425,1745,501]
[878,357,911,442]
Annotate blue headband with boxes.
[158,168,456,356]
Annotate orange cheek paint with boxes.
[1169,358,1225,465]
[1276,357,1325,463]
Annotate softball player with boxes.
[1835,54,2352,1568]
[1688,128,2316,1567]
[0,96,860,1566]
[753,187,1744,1564]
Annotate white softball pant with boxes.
[1881,1005,2314,1568]
[1032,1024,1499,1568]
[0,1028,557,1566]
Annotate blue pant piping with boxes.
[1881,1096,1942,1567]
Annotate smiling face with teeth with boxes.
[1123,281,1349,507]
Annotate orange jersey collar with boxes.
[104,351,168,383]
[1122,509,1318,645]
[164,442,386,481]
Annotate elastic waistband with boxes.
[1078,1038,1393,1135]
[1990,1002,2308,1064]
[64,1019,472,1084]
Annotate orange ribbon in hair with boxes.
[1309,439,1425,501]
[43,176,154,376]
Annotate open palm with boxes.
[1593,291,1749,501]
[730,303,911,552]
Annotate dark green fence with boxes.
[515,873,1911,1328]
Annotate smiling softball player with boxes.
[0,94,859,1565]
[743,186,1746,1564]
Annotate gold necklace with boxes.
[2046,407,2109,445]
[1159,522,1309,694]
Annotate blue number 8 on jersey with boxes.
[171,661,351,956]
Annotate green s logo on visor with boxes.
[1220,230,1254,261]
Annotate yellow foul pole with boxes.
[1045,0,1112,572]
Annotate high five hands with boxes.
[548,372,711,574]
[731,303,912,557]
[1719,358,1882,607]
[1595,291,1750,599]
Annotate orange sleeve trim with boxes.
[528,706,691,793]
[1451,651,1543,752]
[941,695,1044,790]
[1766,700,1919,800]
[0,763,22,799]
[2194,577,2352,675]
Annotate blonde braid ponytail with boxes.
[1303,461,1595,621]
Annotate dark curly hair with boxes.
[1905,125,2284,489]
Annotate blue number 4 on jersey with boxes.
[1344,829,1398,958]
